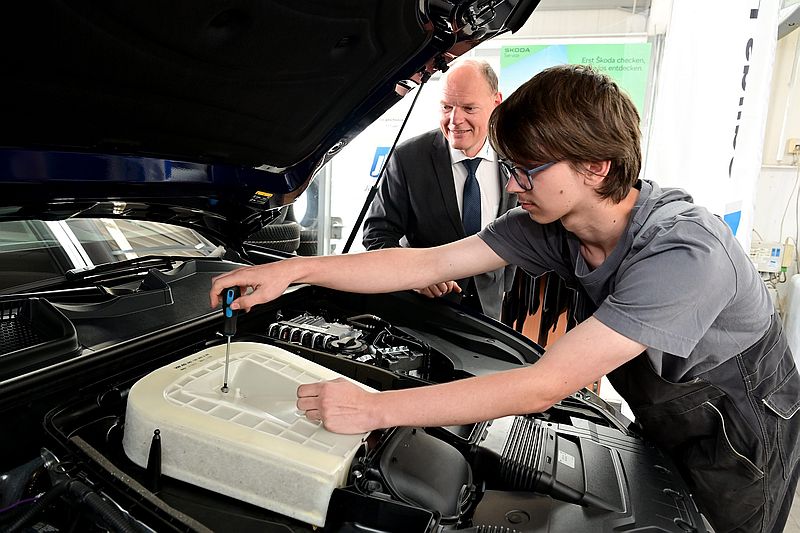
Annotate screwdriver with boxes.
[220,286,240,393]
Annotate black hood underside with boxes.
[0,1,430,169]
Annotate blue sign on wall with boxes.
[723,210,741,236]
[370,146,390,178]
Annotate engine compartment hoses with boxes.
[5,480,68,533]
[6,478,143,533]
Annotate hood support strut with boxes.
[341,66,437,254]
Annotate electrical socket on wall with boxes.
[788,137,800,155]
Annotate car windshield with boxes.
[0,219,218,291]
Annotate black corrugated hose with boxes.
[6,478,142,533]
[5,480,69,533]
[69,479,142,533]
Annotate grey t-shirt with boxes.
[479,179,772,382]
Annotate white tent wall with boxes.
[643,0,779,253]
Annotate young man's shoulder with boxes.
[638,201,726,242]
[634,182,724,243]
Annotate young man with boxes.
[362,59,516,319]
[211,65,800,532]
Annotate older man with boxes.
[362,59,516,319]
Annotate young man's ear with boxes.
[582,160,612,186]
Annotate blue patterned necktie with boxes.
[461,158,482,236]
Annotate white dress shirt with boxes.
[448,140,501,231]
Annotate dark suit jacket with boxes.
[362,129,517,319]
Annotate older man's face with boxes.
[439,66,502,158]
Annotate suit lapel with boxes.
[431,132,466,237]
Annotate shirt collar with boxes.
[449,138,495,166]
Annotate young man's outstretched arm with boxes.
[209,235,505,311]
[296,316,645,433]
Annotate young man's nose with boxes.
[505,175,525,194]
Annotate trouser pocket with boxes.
[762,364,800,480]
[678,402,764,531]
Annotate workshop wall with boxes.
[755,26,800,245]
[753,26,800,323]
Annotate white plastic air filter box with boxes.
[122,341,370,527]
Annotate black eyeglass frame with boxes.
[499,160,556,190]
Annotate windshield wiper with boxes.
[1,255,224,297]
[65,255,199,282]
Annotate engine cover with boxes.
[122,342,369,527]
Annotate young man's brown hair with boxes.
[489,64,641,203]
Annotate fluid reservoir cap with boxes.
[506,510,530,525]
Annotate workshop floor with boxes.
[787,490,800,532]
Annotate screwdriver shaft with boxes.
[222,336,231,393]
[220,286,239,394]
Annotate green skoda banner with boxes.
[499,43,652,112]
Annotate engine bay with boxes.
[0,258,709,532]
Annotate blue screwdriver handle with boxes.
[223,286,240,336]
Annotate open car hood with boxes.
[0,0,538,240]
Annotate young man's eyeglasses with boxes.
[499,160,556,190]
